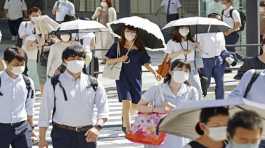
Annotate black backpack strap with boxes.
[22,75,34,99]
[188,141,206,148]
[87,75,98,92]
[229,8,235,19]
[243,70,261,98]
[0,77,2,96]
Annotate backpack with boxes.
[222,9,246,32]
[50,73,98,117]
[243,70,262,98]
[0,74,34,99]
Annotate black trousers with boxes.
[8,18,23,36]
[0,121,32,148]
[51,126,97,148]
[167,13,179,23]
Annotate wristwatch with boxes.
[95,125,103,130]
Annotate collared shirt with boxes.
[161,0,182,15]
[38,71,109,127]
[228,69,265,104]
[53,0,75,22]
[18,21,38,60]
[196,32,226,58]
[222,6,241,29]
[4,0,27,20]
[0,71,34,124]
[165,39,196,62]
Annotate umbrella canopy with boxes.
[58,19,108,33]
[107,16,165,50]
[159,98,265,139]
[31,15,59,35]
[162,17,231,43]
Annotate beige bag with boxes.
[102,43,123,80]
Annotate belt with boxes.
[53,122,93,132]
[0,121,26,127]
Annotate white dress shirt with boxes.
[4,0,27,20]
[0,71,34,124]
[165,39,196,62]
[53,0,75,22]
[38,72,109,127]
[196,32,226,58]
[222,6,241,29]
[161,0,182,15]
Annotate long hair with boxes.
[171,27,195,43]
[164,59,191,85]
[119,25,145,52]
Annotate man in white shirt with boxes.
[52,0,75,22]
[4,0,27,40]
[0,47,35,148]
[39,45,109,148]
[161,0,182,22]
[221,0,241,53]
[197,13,228,99]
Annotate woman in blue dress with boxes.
[105,25,161,133]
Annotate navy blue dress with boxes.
[106,43,151,104]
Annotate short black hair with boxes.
[195,107,229,135]
[4,48,27,64]
[227,110,263,138]
[29,7,41,15]
[62,45,86,60]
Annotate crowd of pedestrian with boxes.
[0,0,264,148]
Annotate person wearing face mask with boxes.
[106,26,161,134]
[39,45,109,148]
[92,0,116,64]
[184,107,229,148]
[165,26,203,99]
[52,0,75,23]
[0,48,35,148]
[46,32,80,77]
[226,110,263,148]
[138,59,199,148]
[18,7,42,91]
[234,38,265,80]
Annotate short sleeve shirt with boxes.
[4,0,27,20]
[222,6,241,28]
[165,39,196,62]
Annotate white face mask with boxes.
[230,141,260,148]
[172,70,189,83]
[124,31,136,42]
[66,60,85,74]
[208,126,227,141]
[11,66,25,75]
[60,34,71,42]
[179,27,190,37]
[101,1,108,8]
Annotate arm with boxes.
[25,78,35,127]
[38,80,55,147]
[70,3,75,16]
[109,8,117,22]
[52,1,58,16]
[22,0,27,18]
[92,7,101,20]
[228,69,254,99]
[144,63,161,81]
[85,86,109,142]
[46,44,57,77]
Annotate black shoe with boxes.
[225,69,232,73]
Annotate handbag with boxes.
[157,54,171,78]
[126,86,167,145]
[102,43,123,80]
[39,45,50,67]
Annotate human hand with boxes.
[85,127,100,143]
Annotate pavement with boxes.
[1,40,240,148]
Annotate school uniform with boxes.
[38,71,109,148]
[4,0,27,37]
[0,71,35,148]
[197,32,226,99]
